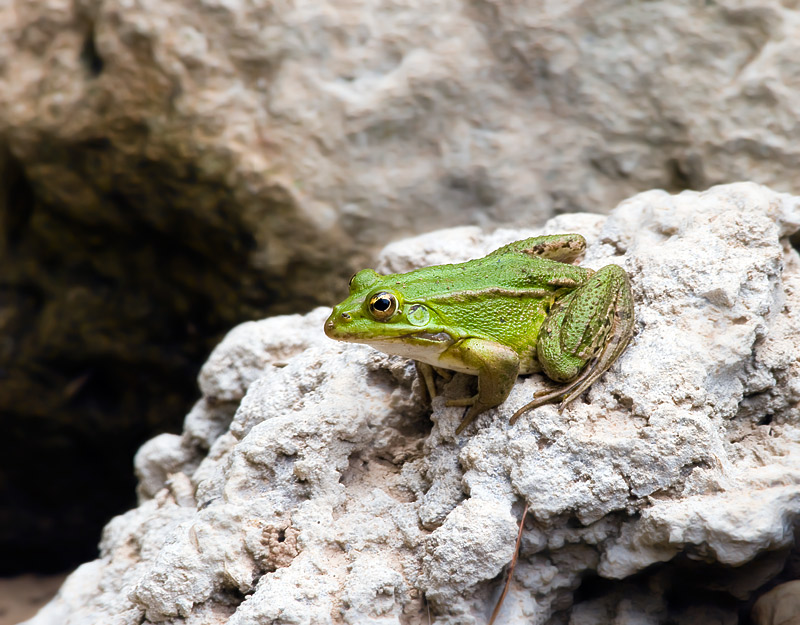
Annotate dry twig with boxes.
[488,502,529,625]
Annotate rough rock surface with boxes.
[7,0,800,572]
[752,580,800,625]
[25,183,800,625]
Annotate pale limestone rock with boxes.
[5,0,800,301]
[9,0,800,567]
[24,184,800,624]
[752,581,800,625]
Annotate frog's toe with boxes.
[446,396,476,408]
[455,405,481,434]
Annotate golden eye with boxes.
[368,292,398,321]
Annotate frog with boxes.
[324,234,634,434]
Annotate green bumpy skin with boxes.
[324,234,634,434]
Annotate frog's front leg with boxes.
[510,264,634,424]
[440,339,520,434]
[416,362,438,401]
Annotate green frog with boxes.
[324,234,634,433]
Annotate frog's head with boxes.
[324,268,450,348]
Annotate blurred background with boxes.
[1,0,800,619]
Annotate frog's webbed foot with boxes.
[512,264,634,425]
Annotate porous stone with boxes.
[24,183,800,624]
[7,0,800,573]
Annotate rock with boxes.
[22,182,800,624]
[6,0,800,573]
[0,574,67,625]
[6,0,800,284]
[752,581,800,625]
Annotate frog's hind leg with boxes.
[490,234,586,264]
[510,264,634,424]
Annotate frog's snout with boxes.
[324,310,351,339]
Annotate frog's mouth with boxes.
[402,331,452,343]
[344,331,454,347]
[324,310,455,347]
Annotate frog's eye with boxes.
[368,292,398,321]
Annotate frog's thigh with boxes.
[500,234,586,264]
[537,264,632,383]
[442,339,520,432]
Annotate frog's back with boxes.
[391,252,587,300]
[384,253,587,355]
